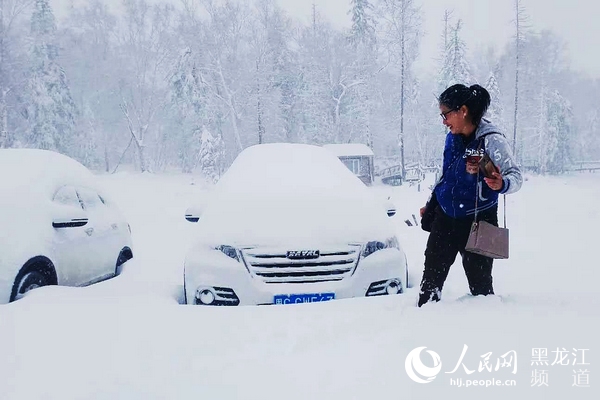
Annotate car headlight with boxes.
[216,245,240,262]
[362,237,400,258]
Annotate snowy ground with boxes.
[0,170,598,399]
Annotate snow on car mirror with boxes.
[384,200,396,217]
[52,204,88,228]
[185,205,203,223]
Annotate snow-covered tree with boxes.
[1,0,32,148]
[250,0,289,145]
[497,28,566,171]
[75,102,102,168]
[540,89,571,174]
[199,126,223,183]
[27,0,77,153]
[169,47,207,172]
[346,0,379,148]
[511,0,530,159]
[378,0,422,177]
[579,109,600,160]
[117,0,176,172]
[0,0,591,175]
[485,69,503,126]
[348,0,376,48]
[438,19,473,90]
[60,0,120,170]
[200,0,254,153]
[294,10,335,144]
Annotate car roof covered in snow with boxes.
[323,143,374,157]
[0,149,95,198]
[195,143,393,246]
[215,143,366,194]
[0,148,92,177]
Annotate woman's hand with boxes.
[420,206,426,217]
[484,171,504,191]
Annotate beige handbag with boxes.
[465,217,509,259]
[464,143,509,259]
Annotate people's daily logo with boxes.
[405,346,443,383]
[404,345,591,389]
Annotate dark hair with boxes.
[438,84,491,125]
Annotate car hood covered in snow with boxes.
[193,144,395,247]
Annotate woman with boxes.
[418,84,522,307]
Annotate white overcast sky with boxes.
[51,0,599,79]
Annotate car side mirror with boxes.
[384,200,396,217]
[52,205,88,228]
[185,205,203,223]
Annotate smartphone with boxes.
[479,154,499,178]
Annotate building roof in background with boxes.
[323,144,374,157]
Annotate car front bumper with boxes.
[184,247,408,306]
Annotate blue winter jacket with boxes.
[434,119,522,219]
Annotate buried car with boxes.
[183,144,409,306]
[0,149,133,303]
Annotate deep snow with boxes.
[0,170,598,399]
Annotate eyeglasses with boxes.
[440,109,458,121]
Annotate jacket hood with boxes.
[475,118,504,140]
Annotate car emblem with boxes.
[286,250,320,259]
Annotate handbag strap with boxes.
[503,194,507,228]
[473,134,507,229]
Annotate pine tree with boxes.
[433,9,453,91]
[485,69,503,126]
[27,0,77,153]
[348,0,376,48]
[439,20,473,90]
[543,90,571,174]
[296,13,335,145]
[347,0,378,149]
[199,126,223,183]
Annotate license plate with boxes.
[274,293,335,305]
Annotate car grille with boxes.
[242,245,361,284]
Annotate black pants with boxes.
[418,206,498,307]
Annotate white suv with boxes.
[183,144,408,306]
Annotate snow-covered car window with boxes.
[77,187,104,210]
[53,186,83,209]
